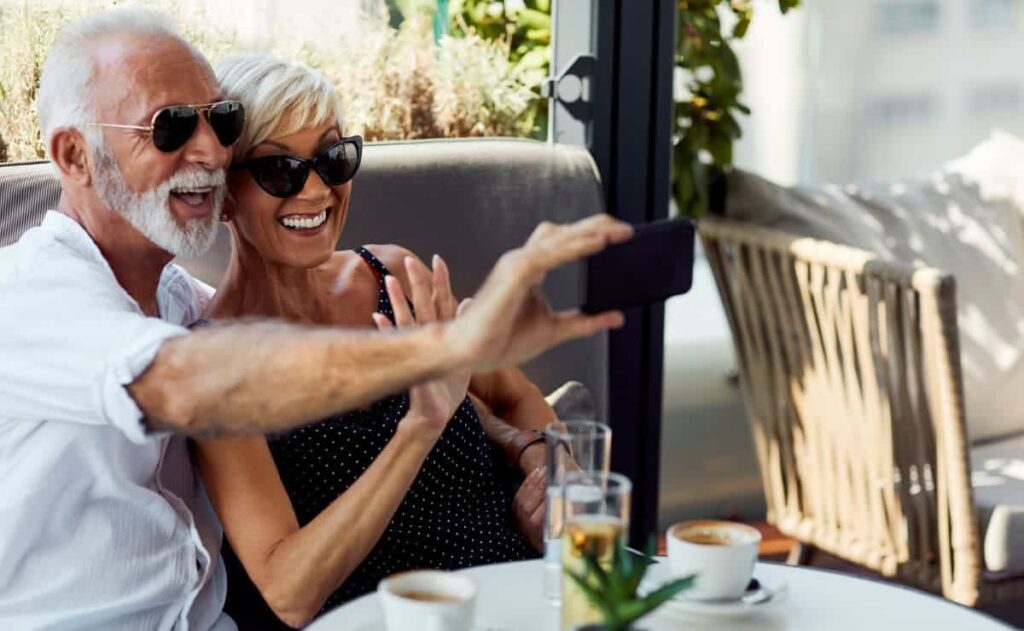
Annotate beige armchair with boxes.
[700,216,1024,607]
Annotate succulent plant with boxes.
[564,537,694,631]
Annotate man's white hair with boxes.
[36,8,223,258]
[36,8,199,152]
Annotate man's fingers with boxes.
[405,257,438,324]
[432,255,459,320]
[385,275,415,328]
[572,213,635,243]
[496,218,634,293]
[551,309,626,345]
[533,226,631,272]
[527,215,632,249]
[456,298,472,318]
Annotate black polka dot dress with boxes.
[223,247,536,626]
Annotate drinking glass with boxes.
[560,471,632,631]
[542,420,612,602]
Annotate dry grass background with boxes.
[0,1,538,163]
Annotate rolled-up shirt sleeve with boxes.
[0,250,188,444]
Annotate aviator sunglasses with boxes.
[90,100,246,153]
[232,135,363,198]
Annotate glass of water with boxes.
[542,420,612,602]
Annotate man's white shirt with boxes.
[0,212,235,631]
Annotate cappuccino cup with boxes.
[666,520,761,601]
[378,570,477,631]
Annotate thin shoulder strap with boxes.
[355,246,397,323]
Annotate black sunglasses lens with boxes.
[252,157,309,198]
[151,106,199,152]
[316,139,361,185]
[208,101,245,148]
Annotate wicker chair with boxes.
[699,216,1024,607]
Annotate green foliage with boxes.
[674,0,800,217]
[315,13,536,141]
[0,2,90,162]
[564,537,695,631]
[0,2,539,163]
[446,0,550,138]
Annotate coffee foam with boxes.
[670,520,760,547]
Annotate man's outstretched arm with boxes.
[129,319,458,436]
[129,214,633,437]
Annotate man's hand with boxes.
[513,466,547,552]
[450,215,634,373]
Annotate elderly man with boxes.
[0,8,631,631]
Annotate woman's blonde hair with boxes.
[215,54,345,160]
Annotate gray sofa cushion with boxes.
[972,434,1024,578]
[0,138,608,417]
[0,161,59,247]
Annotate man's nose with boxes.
[180,112,231,170]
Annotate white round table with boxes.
[305,559,1015,630]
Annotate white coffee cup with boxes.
[378,570,477,631]
[666,520,762,601]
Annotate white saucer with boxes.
[640,566,787,620]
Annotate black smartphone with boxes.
[580,218,695,314]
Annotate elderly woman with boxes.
[195,54,560,629]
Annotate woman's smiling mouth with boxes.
[278,208,330,231]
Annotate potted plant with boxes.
[673,0,801,218]
[563,538,694,631]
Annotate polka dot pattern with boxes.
[266,247,536,612]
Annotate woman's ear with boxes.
[220,192,237,223]
[50,128,92,186]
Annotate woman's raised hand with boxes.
[372,255,472,436]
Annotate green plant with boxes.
[0,0,237,163]
[320,13,537,140]
[673,0,800,217]
[0,2,91,162]
[564,538,694,631]
[0,2,539,163]
[447,0,551,138]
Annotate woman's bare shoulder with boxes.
[361,244,425,290]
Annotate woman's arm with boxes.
[196,265,471,629]
[470,368,560,475]
[196,419,440,628]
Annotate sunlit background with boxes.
[5,0,1024,530]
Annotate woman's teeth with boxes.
[279,209,328,230]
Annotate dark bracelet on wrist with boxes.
[511,429,546,468]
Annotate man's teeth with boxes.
[172,186,213,207]
[279,209,328,230]
[175,192,206,206]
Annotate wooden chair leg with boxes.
[787,542,816,566]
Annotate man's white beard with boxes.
[91,144,225,258]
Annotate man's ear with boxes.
[49,127,92,186]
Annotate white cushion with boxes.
[972,433,1024,577]
[725,131,1024,443]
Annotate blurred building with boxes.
[735,0,1024,185]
